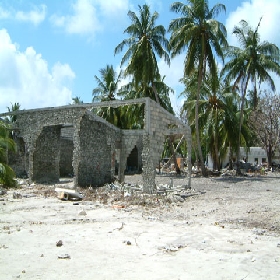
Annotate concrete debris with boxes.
[253,228,266,235]
[80,177,199,207]
[56,240,63,247]
[221,170,236,177]
[158,184,167,190]
[55,187,83,201]
[109,183,119,191]
[173,195,185,203]
[58,254,71,259]
[22,194,36,198]
[13,192,22,199]
[160,244,186,252]
[130,186,142,193]
[17,180,26,185]
[79,210,87,216]
[0,188,7,195]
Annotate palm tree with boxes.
[0,121,16,187]
[92,65,121,102]
[221,18,280,173]
[92,65,123,126]
[169,0,228,176]
[105,74,175,132]
[114,4,170,104]
[181,69,254,171]
[152,76,175,114]
[218,86,257,170]
[71,96,83,104]
[72,97,83,104]
[182,70,224,170]
[218,90,240,170]
[119,74,175,114]
[6,102,21,123]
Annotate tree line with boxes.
[88,0,280,176]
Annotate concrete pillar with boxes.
[141,134,156,193]
[77,116,112,187]
[118,141,126,183]
[72,119,81,188]
[186,130,192,189]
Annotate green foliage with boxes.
[221,18,280,172]
[222,18,280,108]
[119,75,175,114]
[169,0,228,175]
[71,96,83,104]
[97,5,175,129]
[89,2,280,170]
[0,121,17,188]
[6,102,20,123]
[181,69,255,170]
[0,163,17,188]
[115,4,171,105]
[169,0,228,79]
[92,65,122,102]
[92,65,125,127]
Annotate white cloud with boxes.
[0,29,75,113]
[50,0,102,36]
[50,0,131,37]
[97,0,129,17]
[0,4,46,25]
[0,6,10,19]
[226,0,280,47]
[159,55,184,89]
[15,4,47,26]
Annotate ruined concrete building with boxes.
[1,98,191,192]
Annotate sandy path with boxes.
[0,173,280,279]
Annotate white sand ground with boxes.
[0,173,280,280]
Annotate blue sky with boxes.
[0,0,280,114]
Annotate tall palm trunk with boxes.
[196,66,207,176]
[213,109,220,170]
[152,83,160,104]
[236,76,250,174]
[228,143,233,170]
[267,143,273,168]
[214,134,220,170]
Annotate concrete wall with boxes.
[77,113,120,187]
[33,125,61,183]
[141,99,192,192]
[3,98,192,190]
[59,138,74,177]
[59,126,74,177]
